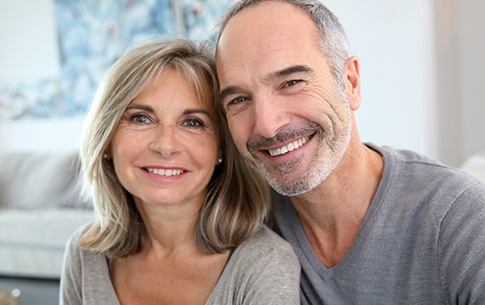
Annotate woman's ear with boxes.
[217,150,223,164]
[103,147,112,160]
[344,56,362,111]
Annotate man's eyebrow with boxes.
[263,64,313,83]
[219,65,313,101]
[219,85,241,101]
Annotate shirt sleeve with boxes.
[59,232,83,305]
[439,182,485,304]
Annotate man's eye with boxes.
[283,80,301,87]
[230,96,248,105]
[184,118,205,128]
[225,96,250,110]
[223,95,252,114]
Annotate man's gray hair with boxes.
[217,0,351,88]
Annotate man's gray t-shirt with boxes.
[274,144,485,304]
[59,225,300,305]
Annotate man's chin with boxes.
[268,179,316,196]
[264,171,320,197]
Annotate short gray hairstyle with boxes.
[216,0,351,87]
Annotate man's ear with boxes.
[344,56,362,111]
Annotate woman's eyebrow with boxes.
[126,105,211,119]
[182,108,211,116]
[126,104,154,112]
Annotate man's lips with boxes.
[266,135,312,157]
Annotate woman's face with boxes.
[110,68,220,210]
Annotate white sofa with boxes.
[460,151,485,184]
[0,151,93,279]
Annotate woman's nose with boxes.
[149,125,180,158]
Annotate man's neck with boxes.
[290,143,384,268]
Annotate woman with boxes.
[59,38,300,305]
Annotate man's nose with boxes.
[252,96,291,139]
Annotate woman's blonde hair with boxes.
[79,38,270,257]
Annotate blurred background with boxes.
[0,0,484,304]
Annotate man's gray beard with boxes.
[245,123,351,197]
[243,87,352,197]
[247,153,332,196]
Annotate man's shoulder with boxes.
[372,143,481,187]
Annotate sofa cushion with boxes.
[0,151,87,209]
[0,208,94,278]
[460,151,485,184]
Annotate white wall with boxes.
[0,0,77,152]
[0,0,60,82]
[324,0,437,160]
[432,0,485,166]
[454,0,485,164]
[0,117,85,152]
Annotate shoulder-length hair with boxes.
[79,38,270,257]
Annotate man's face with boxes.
[217,2,354,196]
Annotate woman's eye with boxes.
[184,118,205,128]
[129,114,151,124]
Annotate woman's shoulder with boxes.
[208,225,300,304]
[65,221,102,260]
[67,221,93,246]
[63,221,110,278]
[221,224,299,278]
[235,224,297,260]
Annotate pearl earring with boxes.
[103,154,109,159]
[218,158,223,164]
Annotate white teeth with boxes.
[268,136,310,157]
[147,168,183,176]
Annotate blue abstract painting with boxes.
[55,0,176,116]
[0,0,235,120]
[0,78,61,120]
[181,0,235,40]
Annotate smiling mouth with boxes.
[146,168,184,176]
[267,135,312,157]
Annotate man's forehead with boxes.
[216,2,324,88]
[217,1,314,48]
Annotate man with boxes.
[216,0,485,304]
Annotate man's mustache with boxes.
[247,122,321,151]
